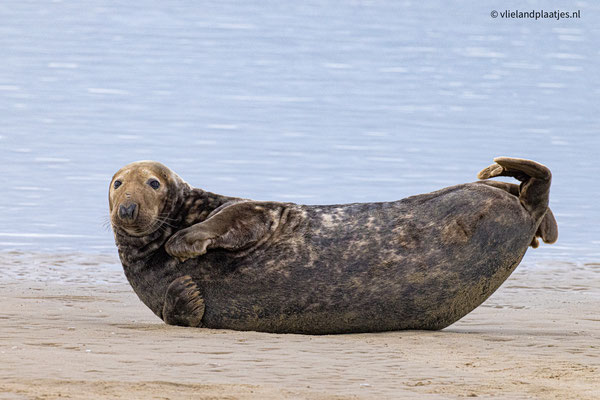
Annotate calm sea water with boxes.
[1,1,598,262]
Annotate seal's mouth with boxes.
[111,218,157,237]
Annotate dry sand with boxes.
[0,251,598,399]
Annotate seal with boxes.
[109,157,557,334]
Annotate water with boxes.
[1,1,598,261]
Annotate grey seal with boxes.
[109,157,557,334]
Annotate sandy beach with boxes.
[0,251,598,399]
[2,0,598,398]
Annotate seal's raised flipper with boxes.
[165,201,284,262]
[477,157,557,245]
[478,157,551,181]
[162,275,205,327]
[476,180,558,247]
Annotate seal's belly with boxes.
[200,184,536,334]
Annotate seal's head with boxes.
[109,161,185,237]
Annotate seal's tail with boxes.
[477,157,558,247]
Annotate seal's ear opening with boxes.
[157,168,171,182]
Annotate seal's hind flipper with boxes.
[476,180,520,196]
[478,157,551,181]
[476,179,558,247]
[477,157,555,236]
[536,208,558,244]
[162,275,205,327]
[477,163,506,180]
[530,209,559,248]
[478,157,551,182]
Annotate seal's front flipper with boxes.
[162,275,205,327]
[166,201,284,261]
[165,229,213,262]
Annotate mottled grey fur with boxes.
[110,157,557,334]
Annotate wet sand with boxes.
[1,251,598,399]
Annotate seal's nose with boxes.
[119,203,138,220]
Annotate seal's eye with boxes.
[114,180,122,189]
[148,179,160,190]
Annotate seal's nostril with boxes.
[119,203,137,220]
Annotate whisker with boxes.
[158,225,169,233]
[157,214,178,222]
[155,217,177,228]
[100,214,113,231]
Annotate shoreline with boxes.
[1,251,598,399]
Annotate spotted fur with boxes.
[110,158,557,334]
